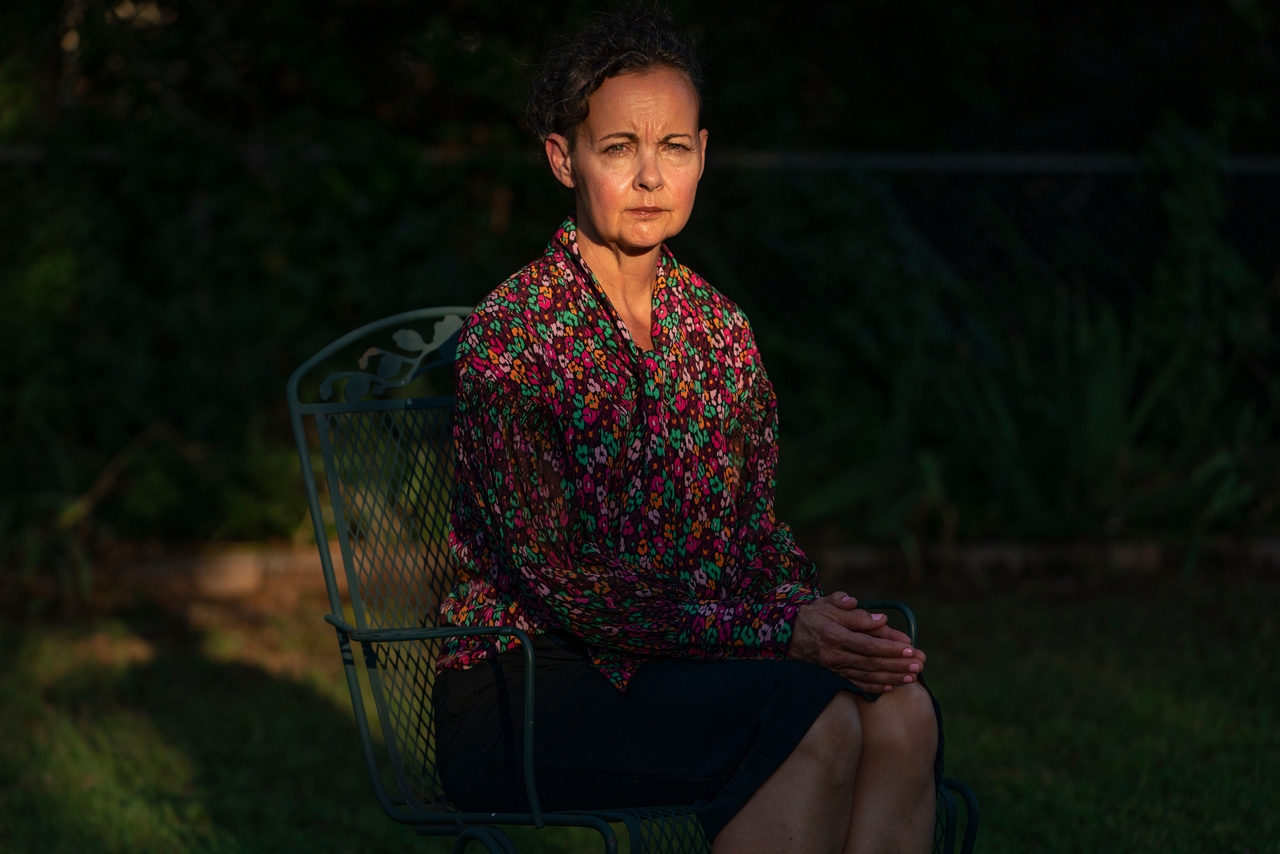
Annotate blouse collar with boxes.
[549,213,682,360]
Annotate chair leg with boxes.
[942,778,979,854]
[934,785,957,854]
[598,822,623,854]
[451,826,518,854]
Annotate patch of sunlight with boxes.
[0,622,638,854]
[21,622,153,688]
[195,615,366,729]
[2,690,232,852]
[200,627,246,660]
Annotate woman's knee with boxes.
[864,683,937,767]
[793,691,863,785]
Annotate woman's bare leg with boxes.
[843,683,938,854]
[712,692,863,854]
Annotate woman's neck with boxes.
[574,215,662,321]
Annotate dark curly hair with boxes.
[526,4,704,148]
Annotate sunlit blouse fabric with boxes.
[436,215,822,690]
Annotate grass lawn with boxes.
[0,568,1276,853]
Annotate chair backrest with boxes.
[287,306,472,816]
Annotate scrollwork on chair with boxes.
[319,314,465,402]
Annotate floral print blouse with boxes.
[436,215,823,690]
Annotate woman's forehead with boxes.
[584,68,700,135]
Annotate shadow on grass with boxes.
[0,601,598,854]
[5,574,1277,854]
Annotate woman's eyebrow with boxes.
[595,132,695,143]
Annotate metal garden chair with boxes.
[287,306,979,853]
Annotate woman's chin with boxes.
[616,217,680,252]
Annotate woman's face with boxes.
[546,66,708,253]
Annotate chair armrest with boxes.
[323,613,545,826]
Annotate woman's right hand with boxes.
[788,592,927,694]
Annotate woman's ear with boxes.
[545,133,576,189]
[698,127,709,181]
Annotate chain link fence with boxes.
[681,152,1280,548]
[3,146,1278,590]
[703,151,1280,332]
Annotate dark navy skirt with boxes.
[433,634,943,840]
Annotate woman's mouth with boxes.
[629,207,664,219]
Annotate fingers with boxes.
[791,597,928,687]
[863,624,913,645]
[861,625,928,666]
[812,633,923,681]
[826,605,901,638]
[826,591,860,610]
[839,665,913,685]
[831,614,927,664]
[832,625,914,659]
[820,626,927,685]
[812,603,926,659]
[819,595,910,646]
[806,599,905,654]
[828,653,921,680]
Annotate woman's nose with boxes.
[635,148,663,192]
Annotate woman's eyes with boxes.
[602,142,692,154]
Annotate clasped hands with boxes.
[788,592,927,694]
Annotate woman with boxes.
[434,7,941,853]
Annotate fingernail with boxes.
[883,684,893,691]
[909,663,920,672]
[873,613,885,621]
[903,647,914,656]
[841,595,855,603]
[903,675,914,683]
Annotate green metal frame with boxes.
[286,307,977,853]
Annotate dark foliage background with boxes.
[2,0,1279,601]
